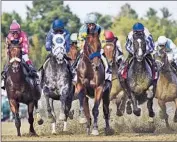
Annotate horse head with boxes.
[154,46,168,70]
[103,42,115,66]
[8,39,22,73]
[84,33,102,70]
[133,34,146,62]
[52,34,66,64]
[67,43,79,65]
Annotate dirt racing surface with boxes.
[1,98,177,141]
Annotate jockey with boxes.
[44,18,73,76]
[103,30,124,66]
[120,22,158,80]
[1,20,40,90]
[155,36,177,72]
[73,13,112,91]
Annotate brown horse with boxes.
[5,41,43,136]
[67,43,79,66]
[154,47,177,129]
[75,33,111,135]
[103,42,129,116]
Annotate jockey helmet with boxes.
[133,22,144,31]
[157,36,168,46]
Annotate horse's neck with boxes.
[160,64,177,84]
[8,67,24,82]
[131,58,146,72]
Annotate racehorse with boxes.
[154,46,177,129]
[75,33,111,135]
[118,34,156,120]
[5,40,43,136]
[103,42,128,116]
[67,42,79,66]
[40,34,74,134]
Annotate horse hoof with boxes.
[69,110,74,120]
[38,119,44,125]
[79,117,87,124]
[149,111,155,118]
[29,131,38,136]
[59,113,66,121]
[133,108,141,116]
[116,110,123,116]
[126,107,132,115]
[104,127,114,136]
[91,129,99,136]
[17,133,21,137]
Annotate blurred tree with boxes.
[118,3,138,19]
[25,0,81,40]
[160,7,172,19]
[146,8,157,18]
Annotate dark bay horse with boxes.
[75,33,111,135]
[103,42,127,116]
[119,34,156,121]
[5,41,43,136]
[154,46,177,129]
[41,34,74,134]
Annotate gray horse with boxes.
[40,34,74,134]
[119,34,156,121]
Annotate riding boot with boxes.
[101,53,112,92]
[1,64,8,90]
[118,53,132,77]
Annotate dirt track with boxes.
[2,98,177,141]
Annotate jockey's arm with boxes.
[145,35,155,54]
[125,35,134,55]
[21,31,29,54]
[115,39,124,62]
[45,30,53,51]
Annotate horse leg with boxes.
[131,93,141,116]
[9,99,21,136]
[49,99,57,134]
[78,89,87,124]
[34,101,43,125]
[28,102,37,136]
[158,100,171,129]
[116,92,126,116]
[146,85,155,123]
[83,96,91,135]
[126,99,132,114]
[44,94,55,122]
[173,98,177,123]
[102,89,111,135]
[63,94,73,132]
[91,86,103,136]
[119,79,140,116]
